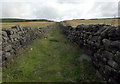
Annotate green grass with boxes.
[2,26,103,82]
[1,18,53,22]
[1,22,54,28]
[62,18,119,27]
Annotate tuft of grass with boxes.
[49,39,59,42]
[2,26,103,82]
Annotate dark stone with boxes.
[108,60,119,70]
[60,23,120,83]
[102,39,111,48]
[110,41,120,50]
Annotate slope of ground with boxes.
[3,25,103,82]
[0,21,55,28]
[62,19,119,27]
[1,18,53,22]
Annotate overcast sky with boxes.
[0,0,119,21]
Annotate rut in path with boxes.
[3,26,103,82]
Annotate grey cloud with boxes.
[118,2,120,17]
[99,2,118,17]
[57,0,89,4]
[2,2,35,18]
[34,6,60,20]
[1,0,119,21]
[87,2,118,18]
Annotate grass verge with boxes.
[3,26,103,82]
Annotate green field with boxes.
[1,18,53,23]
[3,25,103,82]
[1,18,119,29]
[62,18,119,27]
[0,18,55,28]
[0,21,55,28]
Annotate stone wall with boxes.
[59,23,120,83]
[1,24,54,65]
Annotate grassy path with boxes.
[3,26,103,82]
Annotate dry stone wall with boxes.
[59,23,120,83]
[1,24,54,65]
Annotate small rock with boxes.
[39,76,42,79]
[30,48,33,51]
